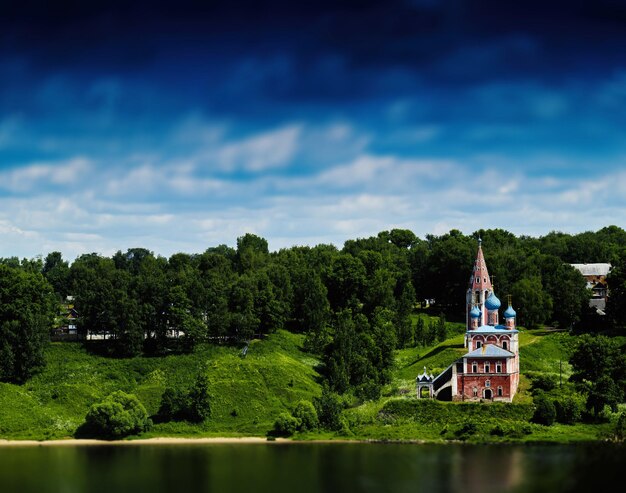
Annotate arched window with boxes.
[472,362,478,373]
[473,387,478,397]
[502,341,508,350]
[497,386,503,397]
[496,362,502,373]
[484,362,490,373]
[476,341,482,349]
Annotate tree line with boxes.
[1,225,626,394]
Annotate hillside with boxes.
[0,325,620,443]
[0,331,322,440]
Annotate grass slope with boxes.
[0,320,620,443]
[0,330,322,440]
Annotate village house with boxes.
[570,263,611,315]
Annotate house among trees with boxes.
[417,239,520,402]
[570,263,611,314]
[51,295,80,341]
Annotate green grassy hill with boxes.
[0,330,322,440]
[0,323,619,443]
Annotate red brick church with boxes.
[416,239,520,402]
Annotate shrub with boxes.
[613,411,626,441]
[271,412,300,437]
[554,395,583,424]
[490,424,505,436]
[453,420,479,441]
[187,373,212,423]
[156,372,212,423]
[529,373,558,394]
[313,386,344,431]
[532,393,556,426]
[293,400,319,431]
[82,391,150,438]
[356,382,382,401]
[157,388,190,422]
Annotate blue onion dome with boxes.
[470,306,481,318]
[504,305,516,318]
[485,292,501,310]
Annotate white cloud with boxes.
[0,157,91,192]
[215,125,302,172]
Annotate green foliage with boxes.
[554,395,583,424]
[532,393,557,426]
[0,264,57,383]
[81,391,150,438]
[529,373,558,393]
[292,400,319,431]
[314,385,345,431]
[613,411,626,441]
[157,387,190,421]
[271,412,300,437]
[569,334,626,418]
[187,372,212,422]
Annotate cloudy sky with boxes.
[2,0,626,260]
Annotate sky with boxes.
[2,0,626,261]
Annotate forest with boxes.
[1,225,626,403]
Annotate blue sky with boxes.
[1,0,626,260]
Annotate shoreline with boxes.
[0,437,279,447]
[0,436,368,447]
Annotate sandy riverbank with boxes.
[0,436,289,447]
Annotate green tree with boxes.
[187,372,212,423]
[532,392,556,426]
[81,391,150,438]
[313,385,344,431]
[606,252,626,329]
[42,251,70,299]
[0,265,57,383]
[292,400,319,431]
[569,334,626,418]
[271,412,300,437]
[510,277,553,328]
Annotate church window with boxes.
[485,380,491,388]
[476,341,482,349]
[473,387,478,397]
[497,386,503,396]
[484,363,490,373]
[502,341,508,350]
[472,362,477,373]
[496,363,502,373]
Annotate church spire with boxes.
[468,238,492,292]
[466,237,494,330]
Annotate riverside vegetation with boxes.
[0,326,624,443]
[1,227,626,443]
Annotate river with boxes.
[0,441,623,493]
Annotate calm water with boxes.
[0,442,623,493]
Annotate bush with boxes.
[81,391,150,438]
[293,400,319,431]
[532,393,556,426]
[187,373,212,423]
[554,395,583,424]
[356,382,381,401]
[613,411,626,441]
[156,372,212,423]
[314,385,344,431]
[529,373,558,394]
[271,412,301,437]
[157,388,190,422]
[453,420,479,441]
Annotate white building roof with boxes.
[464,344,514,358]
[570,263,612,277]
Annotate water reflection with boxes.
[0,442,623,493]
